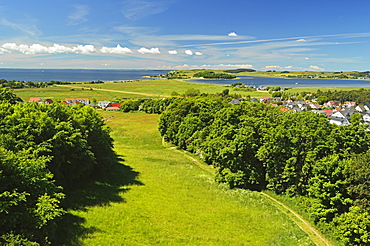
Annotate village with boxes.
[28,94,370,129]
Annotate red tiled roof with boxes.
[106,107,120,111]
[29,97,41,102]
[109,102,121,107]
[279,107,289,112]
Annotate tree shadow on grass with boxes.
[51,154,143,245]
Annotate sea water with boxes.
[0,69,370,87]
[0,69,169,82]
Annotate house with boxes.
[341,107,356,118]
[64,98,90,105]
[355,105,367,112]
[363,113,370,123]
[108,102,121,108]
[106,106,120,111]
[328,110,354,126]
[250,98,259,103]
[329,111,351,126]
[308,102,321,109]
[343,101,356,108]
[323,109,334,116]
[279,107,289,112]
[324,100,341,107]
[260,96,273,103]
[29,97,42,103]
[229,99,240,104]
[98,101,111,108]
[44,99,53,104]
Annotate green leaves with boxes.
[0,101,115,244]
[159,97,370,244]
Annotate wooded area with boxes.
[0,88,115,245]
[158,96,370,245]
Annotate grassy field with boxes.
[64,111,316,245]
[13,79,270,102]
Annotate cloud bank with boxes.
[1,43,96,54]
[137,47,160,54]
[101,45,132,54]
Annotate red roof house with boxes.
[29,97,42,102]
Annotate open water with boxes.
[0,69,370,87]
[188,76,370,88]
[0,69,169,82]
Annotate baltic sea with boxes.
[0,69,170,83]
[1,68,370,87]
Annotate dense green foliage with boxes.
[193,71,236,79]
[314,88,370,104]
[223,69,256,73]
[0,88,115,244]
[159,97,370,245]
[0,78,104,89]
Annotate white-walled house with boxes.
[329,111,351,126]
[98,101,111,108]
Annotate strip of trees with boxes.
[0,88,115,245]
[158,96,370,245]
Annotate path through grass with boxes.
[70,111,315,245]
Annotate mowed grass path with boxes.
[71,111,314,245]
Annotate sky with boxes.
[0,0,370,71]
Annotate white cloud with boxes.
[168,50,177,55]
[263,65,309,70]
[296,39,306,42]
[68,4,90,25]
[1,43,96,55]
[228,32,238,37]
[184,50,193,55]
[100,45,133,54]
[195,52,203,56]
[137,47,160,54]
[48,44,74,53]
[173,64,254,69]
[308,65,325,71]
[264,65,282,69]
[73,45,96,54]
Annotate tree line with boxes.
[158,96,370,245]
[193,71,236,79]
[0,88,115,245]
[0,79,104,89]
[314,88,370,105]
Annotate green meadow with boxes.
[14,79,270,102]
[66,111,316,245]
[14,78,370,104]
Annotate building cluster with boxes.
[253,97,370,128]
[28,97,121,111]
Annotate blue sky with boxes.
[0,0,370,71]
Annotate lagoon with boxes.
[188,76,370,88]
